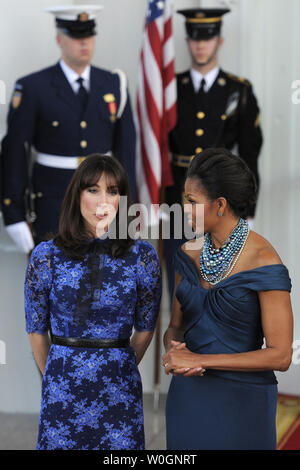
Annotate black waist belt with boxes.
[51,334,130,349]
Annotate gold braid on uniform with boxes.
[225,72,250,87]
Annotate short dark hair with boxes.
[186,148,257,218]
[52,153,135,259]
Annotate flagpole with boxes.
[153,186,165,413]
[135,0,177,415]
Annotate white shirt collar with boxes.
[190,66,220,93]
[59,59,91,92]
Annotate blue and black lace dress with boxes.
[24,237,162,450]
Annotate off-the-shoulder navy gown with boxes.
[166,246,292,450]
[24,237,161,450]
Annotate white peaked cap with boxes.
[45,5,103,21]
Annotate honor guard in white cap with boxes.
[164,8,263,305]
[1,5,136,253]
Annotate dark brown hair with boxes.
[52,153,135,259]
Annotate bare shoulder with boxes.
[248,231,283,268]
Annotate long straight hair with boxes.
[53,154,135,259]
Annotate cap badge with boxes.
[78,12,89,22]
[196,13,205,18]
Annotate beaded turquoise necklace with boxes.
[200,218,250,285]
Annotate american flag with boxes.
[136,0,177,226]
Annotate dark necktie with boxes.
[198,78,206,95]
[76,77,88,113]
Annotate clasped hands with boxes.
[162,341,205,377]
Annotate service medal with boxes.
[103,94,117,122]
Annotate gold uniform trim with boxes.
[226,72,250,86]
[77,157,86,166]
[255,113,261,128]
[186,17,222,24]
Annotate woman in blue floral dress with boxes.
[24,154,162,450]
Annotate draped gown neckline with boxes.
[177,246,285,292]
[173,245,291,386]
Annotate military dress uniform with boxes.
[164,8,263,303]
[1,6,136,249]
[167,68,263,213]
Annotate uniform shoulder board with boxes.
[112,69,128,119]
[226,72,251,87]
[14,82,23,91]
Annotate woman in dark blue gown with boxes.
[163,149,293,450]
[25,154,162,450]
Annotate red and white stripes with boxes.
[136,0,177,226]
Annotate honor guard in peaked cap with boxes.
[177,8,230,40]
[163,6,263,308]
[1,4,136,254]
[46,5,103,38]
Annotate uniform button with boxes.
[80,140,88,149]
[195,147,203,154]
[3,198,11,206]
[221,114,227,120]
[197,111,205,119]
[52,121,59,127]
[80,121,87,128]
[195,129,204,136]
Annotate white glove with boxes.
[6,221,35,254]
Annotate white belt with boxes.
[36,152,112,169]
